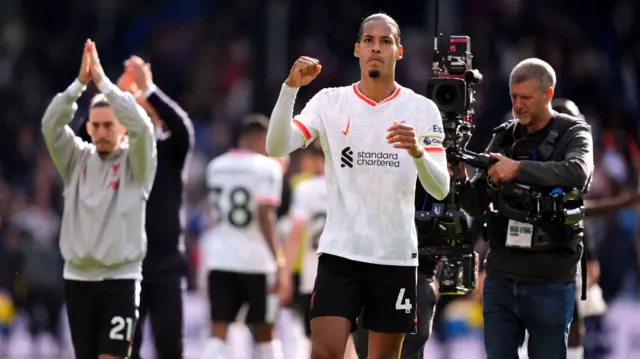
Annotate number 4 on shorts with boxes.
[395,288,412,313]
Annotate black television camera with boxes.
[426,35,493,170]
[416,7,491,295]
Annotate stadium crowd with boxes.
[0,0,639,358]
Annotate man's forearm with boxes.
[515,126,593,188]
[41,79,87,183]
[97,77,154,134]
[266,83,306,157]
[516,160,590,188]
[42,80,85,132]
[585,193,640,216]
[146,85,194,150]
[284,223,304,273]
[258,206,283,266]
[97,77,157,185]
[413,152,450,201]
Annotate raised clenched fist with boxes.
[285,56,322,88]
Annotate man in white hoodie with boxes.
[41,39,156,359]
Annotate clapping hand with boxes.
[121,55,159,120]
[77,40,92,84]
[85,39,105,85]
[125,56,154,94]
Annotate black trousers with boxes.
[25,286,64,341]
[130,274,184,359]
[353,272,437,359]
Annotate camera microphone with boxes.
[464,69,483,84]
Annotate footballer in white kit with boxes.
[201,116,286,359]
[284,145,328,337]
[265,14,450,339]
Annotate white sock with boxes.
[257,340,284,359]
[202,337,225,359]
[566,347,584,359]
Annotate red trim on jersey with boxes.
[292,119,312,140]
[424,147,445,153]
[257,196,282,206]
[352,83,401,107]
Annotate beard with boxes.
[96,150,113,158]
[368,69,381,78]
[95,142,114,157]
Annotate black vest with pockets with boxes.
[487,114,587,253]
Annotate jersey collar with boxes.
[352,82,401,107]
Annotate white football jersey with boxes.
[203,150,283,273]
[292,83,445,266]
[289,175,328,294]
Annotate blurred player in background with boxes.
[552,99,606,359]
[266,12,450,359]
[116,56,195,359]
[283,143,358,359]
[42,39,156,359]
[201,115,289,359]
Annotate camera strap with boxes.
[532,114,594,193]
[534,115,577,161]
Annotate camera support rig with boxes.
[415,0,491,295]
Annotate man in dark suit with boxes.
[119,56,194,359]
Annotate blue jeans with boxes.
[482,272,576,359]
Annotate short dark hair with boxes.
[509,58,556,91]
[240,114,269,135]
[231,113,269,146]
[90,93,111,110]
[357,13,401,44]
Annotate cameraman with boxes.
[452,58,594,359]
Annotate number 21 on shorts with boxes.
[395,288,412,313]
[109,316,134,341]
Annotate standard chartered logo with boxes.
[340,146,399,168]
[341,147,354,168]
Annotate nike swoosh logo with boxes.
[342,118,351,136]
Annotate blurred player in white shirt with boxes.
[201,115,288,359]
[284,145,327,311]
[266,12,450,359]
[282,144,358,359]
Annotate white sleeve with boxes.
[41,79,90,185]
[413,99,450,200]
[266,83,324,156]
[289,182,312,224]
[97,77,157,192]
[255,161,283,206]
